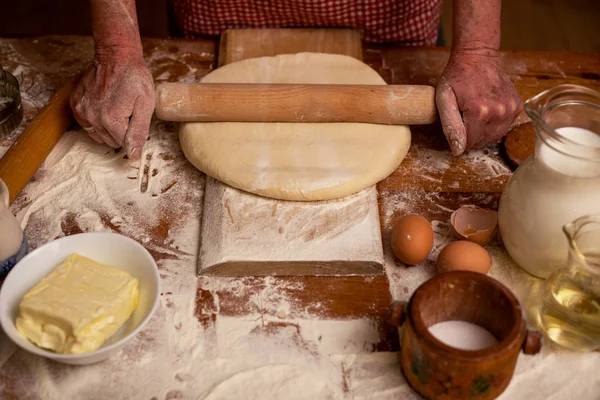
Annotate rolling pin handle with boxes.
[522,330,542,355]
[387,301,407,327]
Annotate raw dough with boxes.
[180,53,411,201]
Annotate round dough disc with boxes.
[180,52,411,201]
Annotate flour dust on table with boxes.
[3,35,600,399]
[0,120,399,399]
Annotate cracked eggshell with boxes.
[450,205,498,246]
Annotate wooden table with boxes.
[1,36,599,398]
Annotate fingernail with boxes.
[450,139,463,156]
[130,147,142,160]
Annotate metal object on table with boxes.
[0,65,23,137]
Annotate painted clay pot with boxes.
[389,271,541,400]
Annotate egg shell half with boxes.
[437,240,492,274]
[391,215,434,265]
[450,205,498,246]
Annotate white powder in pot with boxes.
[428,320,499,351]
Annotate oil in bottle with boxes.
[540,255,600,352]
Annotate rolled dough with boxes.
[180,53,411,201]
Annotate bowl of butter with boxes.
[0,232,161,365]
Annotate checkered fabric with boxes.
[170,0,443,45]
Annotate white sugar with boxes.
[428,320,498,351]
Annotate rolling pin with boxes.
[155,83,437,125]
[0,74,79,205]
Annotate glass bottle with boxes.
[498,85,600,278]
[539,215,600,351]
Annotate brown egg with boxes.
[437,241,492,274]
[391,215,434,265]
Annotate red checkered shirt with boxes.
[170,0,443,45]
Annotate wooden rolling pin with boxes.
[155,83,437,125]
[0,75,79,205]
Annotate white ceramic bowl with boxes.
[0,232,161,365]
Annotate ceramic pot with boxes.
[389,271,541,400]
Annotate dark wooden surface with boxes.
[1,36,599,353]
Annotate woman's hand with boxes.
[70,55,154,160]
[71,0,153,160]
[439,0,523,156]
[436,48,522,156]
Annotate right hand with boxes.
[435,48,523,156]
[70,55,155,160]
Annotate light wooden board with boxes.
[217,28,363,66]
[200,178,384,276]
[198,28,385,276]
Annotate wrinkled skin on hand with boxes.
[436,49,523,156]
[70,56,155,160]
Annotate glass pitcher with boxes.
[539,215,600,351]
[498,85,600,278]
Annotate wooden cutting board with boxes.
[198,28,386,276]
[217,28,362,66]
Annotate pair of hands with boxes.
[70,49,522,159]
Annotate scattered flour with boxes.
[461,147,512,177]
[1,37,398,399]
[0,119,393,399]
[1,37,600,400]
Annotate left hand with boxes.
[435,48,523,156]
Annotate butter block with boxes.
[16,253,139,354]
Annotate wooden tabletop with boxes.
[1,36,599,397]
